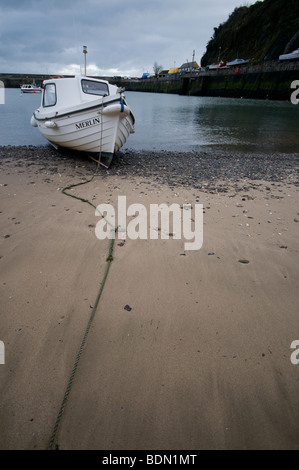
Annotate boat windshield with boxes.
[81,79,109,96]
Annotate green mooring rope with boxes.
[47,172,116,450]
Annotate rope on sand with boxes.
[47,160,116,450]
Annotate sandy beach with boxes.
[0,146,298,450]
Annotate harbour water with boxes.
[0,88,298,153]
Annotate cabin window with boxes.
[81,79,109,96]
[43,83,57,107]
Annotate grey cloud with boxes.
[0,0,257,75]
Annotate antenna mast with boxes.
[83,46,88,76]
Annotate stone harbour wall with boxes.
[1,60,298,101]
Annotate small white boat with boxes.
[279,48,299,61]
[31,75,135,168]
[208,61,227,70]
[20,83,42,93]
[226,59,249,67]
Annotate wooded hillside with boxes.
[201,0,299,66]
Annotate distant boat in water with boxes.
[20,83,42,93]
[30,75,135,168]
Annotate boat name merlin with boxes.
[76,117,101,130]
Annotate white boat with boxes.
[226,59,249,67]
[31,75,135,168]
[208,61,227,69]
[279,48,299,61]
[20,83,42,93]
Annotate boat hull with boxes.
[21,90,42,93]
[32,101,134,156]
[21,86,42,93]
[279,50,299,60]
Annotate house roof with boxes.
[168,67,179,74]
[179,61,199,69]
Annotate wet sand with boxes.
[0,146,298,450]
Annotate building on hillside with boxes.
[178,61,199,73]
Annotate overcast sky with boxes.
[0,0,257,77]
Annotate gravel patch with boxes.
[0,145,298,193]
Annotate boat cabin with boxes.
[41,76,118,110]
